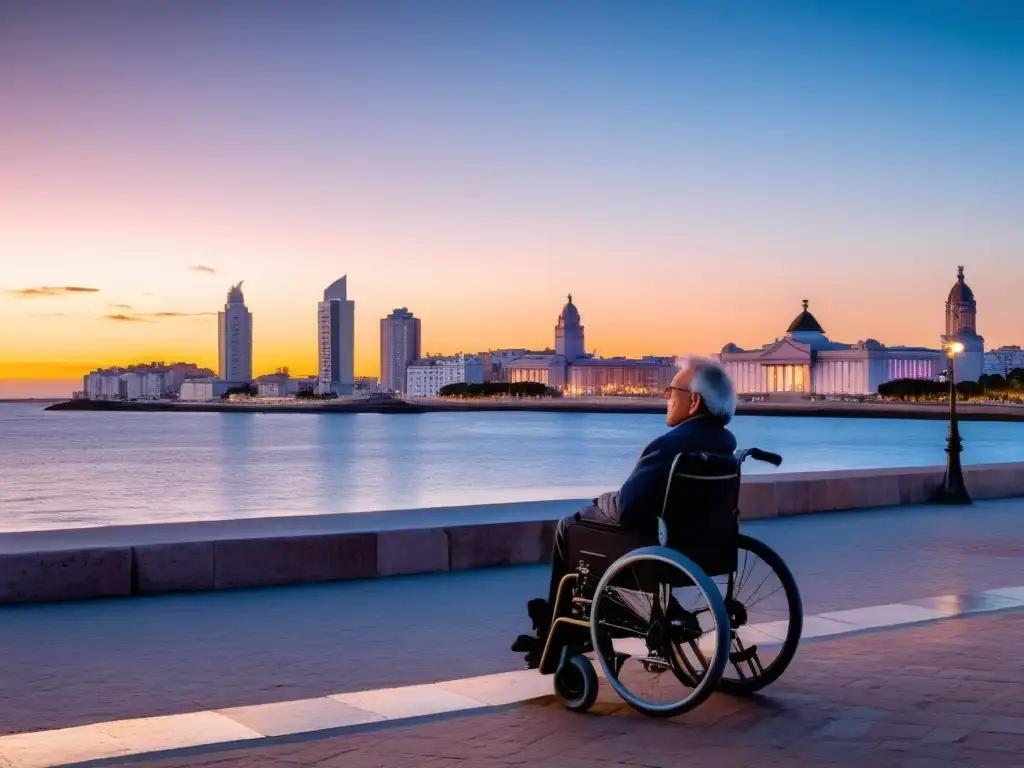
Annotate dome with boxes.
[947,266,975,304]
[721,342,742,354]
[854,338,884,350]
[786,299,824,334]
[558,294,581,326]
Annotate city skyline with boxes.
[0,266,1015,399]
[2,1,1022,398]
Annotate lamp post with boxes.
[932,341,972,504]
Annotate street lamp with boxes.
[932,341,972,504]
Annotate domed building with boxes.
[941,266,985,383]
[504,295,676,394]
[719,298,946,396]
[555,293,586,361]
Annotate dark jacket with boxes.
[616,415,737,528]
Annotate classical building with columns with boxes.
[504,295,676,395]
[720,299,945,396]
[720,268,983,395]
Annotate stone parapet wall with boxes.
[2,463,1022,605]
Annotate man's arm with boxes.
[615,438,668,527]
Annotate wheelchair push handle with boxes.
[738,447,783,467]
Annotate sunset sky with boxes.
[1,1,1022,398]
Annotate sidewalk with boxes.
[112,609,1024,767]
[2,499,1024,740]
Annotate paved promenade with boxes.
[115,611,1024,768]
[2,498,1024,766]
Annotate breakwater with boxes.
[45,396,1024,421]
[2,462,1022,605]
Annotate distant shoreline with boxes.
[43,396,1024,422]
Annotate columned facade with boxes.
[720,299,945,396]
[503,294,673,394]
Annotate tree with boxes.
[295,388,338,400]
[979,374,1007,391]
[221,383,257,399]
[437,381,561,398]
[877,378,946,400]
[956,380,983,397]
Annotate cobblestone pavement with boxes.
[3,499,1024,737]
[115,611,1024,768]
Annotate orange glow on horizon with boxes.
[2,268,1014,400]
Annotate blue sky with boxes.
[1,0,1021,396]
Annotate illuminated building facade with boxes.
[719,298,948,396]
[940,266,984,383]
[504,295,675,395]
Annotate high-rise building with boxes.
[380,308,421,393]
[318,276,355,395]
[218,282,253,383]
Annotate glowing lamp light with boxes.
[948,342,965,356]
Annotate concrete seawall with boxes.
[2,462,1022,605]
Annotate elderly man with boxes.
[513,357,738,662]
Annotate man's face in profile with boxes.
[664,368,699,427]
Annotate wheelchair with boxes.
[536,447,803,718]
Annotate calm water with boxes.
[1,402,1022,532]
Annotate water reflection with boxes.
[1,403,1022,531]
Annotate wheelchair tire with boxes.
[717,534,803,695]
[589,546,730,718]
[554,653,599,712]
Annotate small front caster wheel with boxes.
[554,653,599,712]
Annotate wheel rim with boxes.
[589,547,730,716]
[558,661,585,700]
[711,536,802,688]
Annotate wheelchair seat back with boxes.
[564,452,740,595]
[660,451,740,578]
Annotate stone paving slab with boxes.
[105,610,1024,768]
[2,589,1023,767]
[2,499,1024,738]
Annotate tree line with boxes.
[878,369,1024,401]
[437,381,562,398]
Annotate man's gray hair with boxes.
[678,356,737,424]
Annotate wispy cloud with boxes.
[105,313,145,322]
[6,286,100,297]
[188,265,218,275]
[107,303,133,310]
[103,311,215,322]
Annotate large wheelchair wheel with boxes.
[715,534,803,695]
[589,546,730,718]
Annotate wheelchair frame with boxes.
[534,447,802,717]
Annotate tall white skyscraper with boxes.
[218,281,253,383]
[318,276,355,395]
[380,308,421,393]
